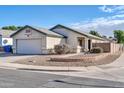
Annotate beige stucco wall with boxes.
[12,27,46,54]
[13,27,46,39]
[51,27,88,49]
[46,36,65,49]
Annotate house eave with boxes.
[10,25,64,38]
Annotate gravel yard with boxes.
[14,53,121,67]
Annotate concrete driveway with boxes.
[0,52,36,63]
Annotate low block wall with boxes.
[92,43,123,53]
[92,43,110,52]
[110,43,123,53]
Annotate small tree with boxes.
[89,30,101,37]
[114,30,124,43]
[109,36,113,39]
[2,26,23,31]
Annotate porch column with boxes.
[85,38,89,51]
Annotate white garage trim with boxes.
[16,39,42,54]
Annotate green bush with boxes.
[90,47,103,53]
[54,44,70,54]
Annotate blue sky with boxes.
[1,5,124,36]
[0,5,105,27]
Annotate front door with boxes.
[88,40,91,51]
[78,39,83,46]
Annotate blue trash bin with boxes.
[4,45,12,52]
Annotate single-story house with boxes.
[0,29,15,46]
[10,24,110,54]
[10,25,65,54]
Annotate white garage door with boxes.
[17,39,42,54]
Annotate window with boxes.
[25,29,32,35]
[26,30,31,33]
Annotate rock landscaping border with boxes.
[50,53,110,62]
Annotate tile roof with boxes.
[50,24,107,41]
[31,26,65,37]
[10,25,64,38]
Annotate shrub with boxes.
[90,47,103,53]
[70,48,77,53]
[48,49,55,54]
[54,44,70,54]
[54,45,63,54]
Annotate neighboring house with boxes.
[0,29,15,46]
[10,25,109,54]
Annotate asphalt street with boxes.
[0,68,124,88]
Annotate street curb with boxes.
[0,62,90,71]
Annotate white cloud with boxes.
[70,14,124,37]
[111,14,124,19]
[69,6,124,37]
[99,5,124,14]
[99,5,113,13]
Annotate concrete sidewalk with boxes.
[99,52,124,67]
[0,62,90,71]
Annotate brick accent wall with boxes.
[92,43,111,52]
[92,43,123,53]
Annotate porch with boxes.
[77,37,92,53]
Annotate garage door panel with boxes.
[17,39,42,54]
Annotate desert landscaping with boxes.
[14,52,121,67]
